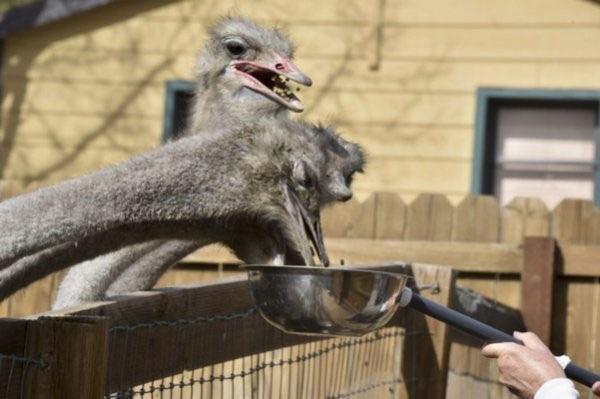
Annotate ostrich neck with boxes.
[189,85,290,134]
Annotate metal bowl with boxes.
[243,265,409,337]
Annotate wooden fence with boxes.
[1,192,600,397]
[0,263,462,398]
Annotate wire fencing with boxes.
[0,354,47,399]
[0,265,453,399]
[105,306,426,399]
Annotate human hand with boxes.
[593,381,600,397]
[482,331,565,399]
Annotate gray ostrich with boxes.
[0,122,330,292]
[0,17,365,306]
[0,18,311,265]
[50,17,366,309]
[52,124,364,308]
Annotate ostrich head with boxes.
[192,17,312,128]
[227,123,365,267]
[316,124,365,205]
[282,124,365,264]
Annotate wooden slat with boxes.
[405,193,454,241]
[501,197,550,243]
[321,194,377,239]
[552,199,595,244]
[554,278,599,396]
[404,263,455,398]
[324,239,522,273]
[0,319,30,399]
[374,191,406,239]
[521,237,556,345]
[23,316,109,399]
[452,195,500,242]
[559,244,600,276]
[447,194,503,398]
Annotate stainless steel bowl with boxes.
[243,265,409,336]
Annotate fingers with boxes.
[482,342,520,359]
[593,381,600,396]
[514,331,549,352]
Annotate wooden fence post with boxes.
[404,263,455,399]
[522,236,557,345]
[23,315,109,399]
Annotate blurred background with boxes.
[2,0,600,209]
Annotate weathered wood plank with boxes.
[405,193,454,241]
[521,237,556,345]
[323,239,522,273]
[552,199,595,244]
[321,194,377,239]
[404,263,455,398]
[0,319,30,399]
[374,191,406,240]
[501,197,550,243]
[452,196,500,243]
[23,316,109,399]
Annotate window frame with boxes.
[471,87,600,206]
[162,79,195,143]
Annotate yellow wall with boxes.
[3,0,600,201]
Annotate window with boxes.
[162,80,194,142]
[472,89,600,208]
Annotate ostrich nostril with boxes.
[340,192,353,202]
[275,63,285,70]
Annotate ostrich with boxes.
[0,122,328,271]
[0,17,366,306]
[0,122,365,303]
[48,17,360,308]
[52,123,364,308]
[0,17,314,267]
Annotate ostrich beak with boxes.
[231,56,312,112]
[283,184,330,267]
[271,55,312,87]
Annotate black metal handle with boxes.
[407,291,600,388]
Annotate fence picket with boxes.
[374,192,406,240]
[501,197,551,243]
[405,193,453,241]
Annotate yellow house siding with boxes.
[2,0,600,199]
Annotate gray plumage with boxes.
[52,123,364,309]
[51,17,317,309]
[0,122,327,270]
[0,17,366,308]
[106,124,364,296]
[51,17,364,309]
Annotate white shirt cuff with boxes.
[534,378,579,399]
[555,355,572,369]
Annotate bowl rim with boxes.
[240,264,410,280]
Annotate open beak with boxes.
[283,184,330,267]
[231,55,312,113]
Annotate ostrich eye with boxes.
[224,39,248,57]
[303,174,314,189]
[345,173,354,186]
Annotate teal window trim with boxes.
[162,80,194,143]
[471,87,600,206]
